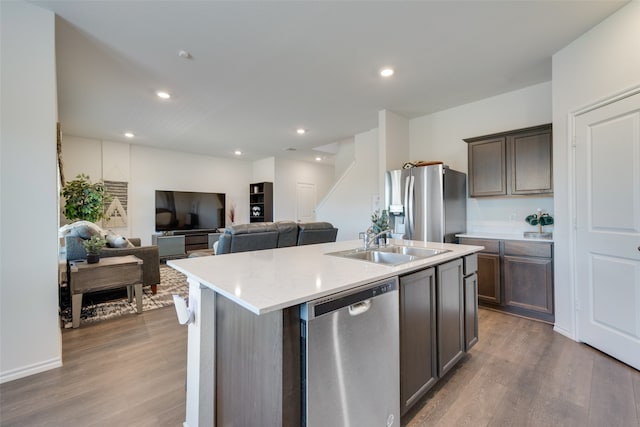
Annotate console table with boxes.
[153,232,222,259]
[69,255,143,328]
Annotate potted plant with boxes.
[369,209,391,245]
[525,208,554,238]
[370,209,390,234]
[82,235,107,264]
[61,174,111,223]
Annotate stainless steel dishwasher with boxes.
[301,277,400,427]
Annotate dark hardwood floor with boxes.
[404,308,640,427]
[1,307,638,426]
[0,307,187,427]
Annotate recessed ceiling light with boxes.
[156,91,171,99]
[315,157,322,161]
[380,68,394,77]
[234,150,242,156]
[124,132,134,138]
[296,128,306,135]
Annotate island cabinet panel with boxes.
[399,267,437,416]
[436,259,465,377]
[462,254,479,351]
[215,294,300,427]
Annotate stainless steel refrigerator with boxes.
[385,164,466,243]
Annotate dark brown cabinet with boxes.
[184,233,208,251]
[467,136,506,196]
[465,124,553,197]
[399,258,472,415]
[477,254,500,303]
[249,182,273,223]
[463,254,479,351]
[503,241,554,321]
[459,237,554,323]
[399,267,437,415]
[436,259,465,377]
[462,238,500,304]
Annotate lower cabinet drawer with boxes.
[459,238,499,254]
[463,254,478,276]
[504,240,552,258]
[185,235,208,245]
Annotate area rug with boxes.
[60,264,188,328]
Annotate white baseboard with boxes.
[553,325,576,341]
[0,357,62,384]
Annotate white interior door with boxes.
[575,91,640,370]
[296,182,316,222]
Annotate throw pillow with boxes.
[59,220,104,239]
[105,230,134,248]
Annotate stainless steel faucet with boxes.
[360,229,391,249]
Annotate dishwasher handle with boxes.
[348,299,371,316]
[302,277,398,320]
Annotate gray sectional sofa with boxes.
[215,221,338,255]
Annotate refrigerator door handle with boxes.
[403,176,411,237]
[407,175,415,238]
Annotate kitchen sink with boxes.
[376,245,450,258]
[326,245,449,266]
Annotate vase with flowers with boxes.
[369,209,391,245]
[524,208,554,238]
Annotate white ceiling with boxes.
[32,0,627,163]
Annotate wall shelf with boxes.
[249,182,273,223]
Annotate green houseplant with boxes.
[61,174,111,223]
[525,209,554,234]
[370,209,390,234]
[82,235,107,263]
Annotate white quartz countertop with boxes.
[456,232,554,242]
[168,239,483,315]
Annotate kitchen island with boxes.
[168,239,483,427]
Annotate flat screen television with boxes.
[155,190,225,232]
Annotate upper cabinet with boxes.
[465,124,552,197]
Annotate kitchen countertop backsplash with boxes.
[464,197,554,241]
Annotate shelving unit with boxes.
[249,182,273,223]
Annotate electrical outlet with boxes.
[509,213,517,222]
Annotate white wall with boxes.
[552,0,640,338]
[316,129,380,241]
[60,136,130,234]
[273,158,334,221]
[333,137,355,180]
[252,157,275,183]
[61,135,102,182]
[409,82,554,234]
[129,146,251,244]
[379,109,410,172]
[61,137,253,243]
[0,1,62,383]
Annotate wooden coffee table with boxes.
[69,255,144,328]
